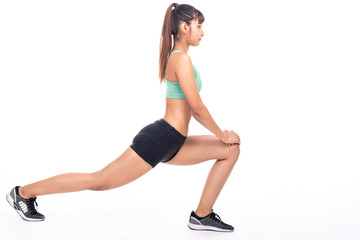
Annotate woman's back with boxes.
[163,50,201,137]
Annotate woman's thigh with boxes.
[92,147,153,190]
[163,135,240,166]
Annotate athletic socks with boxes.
[188,209,234,232]
[6,186,45,221]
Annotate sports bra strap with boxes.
[169,50,182,57]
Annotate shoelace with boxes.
[25,197,39,215]
[209,212,223,223]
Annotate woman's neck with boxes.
[173,40,189,53]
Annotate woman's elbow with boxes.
[192,104,206,116]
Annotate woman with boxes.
[6,3,240,232]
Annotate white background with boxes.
[1,0,359,239]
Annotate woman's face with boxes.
[187,19,204,46]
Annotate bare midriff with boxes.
[163,97,192,137]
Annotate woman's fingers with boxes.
[227,143,240,146]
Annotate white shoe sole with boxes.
[6,193,44,222]
[188,222,234,232]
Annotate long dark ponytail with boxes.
[158,3,205,84]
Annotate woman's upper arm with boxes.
[175,54,205,113]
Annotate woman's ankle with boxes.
[19,187,33,199]
[195,208,212,218]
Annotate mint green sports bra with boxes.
[165,50,202,99]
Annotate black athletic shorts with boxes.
[129,118,187,168]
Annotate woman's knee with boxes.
[232,144,240,155]
[226,144,240,162]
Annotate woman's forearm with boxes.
[192,106,226,141]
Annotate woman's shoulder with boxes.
[171,52,193,69]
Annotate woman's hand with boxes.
[221,130,241,147]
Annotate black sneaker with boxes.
[6,186,45,221]
[188,209,234,232]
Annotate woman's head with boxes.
[170,4,205,45]
[159,3,205,83]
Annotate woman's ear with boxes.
[180,22,188,33]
